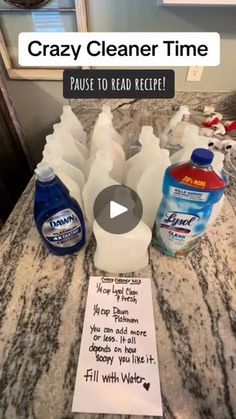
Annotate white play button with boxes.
[110,200,128,219]
[93,185,143,234]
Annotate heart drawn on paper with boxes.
[143,382,150,391]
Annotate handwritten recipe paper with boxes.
[72,276,162,416]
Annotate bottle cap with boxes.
[63,105,72,113]
[191,148,214,166]
[35,162,55,182]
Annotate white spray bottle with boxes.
[160,105,190,147]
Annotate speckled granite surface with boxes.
[0,94,236,419]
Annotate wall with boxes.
[88,0,236,92]
[0,58,69,165]
[1,0,236,164]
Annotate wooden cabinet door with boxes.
[0,80,31,223]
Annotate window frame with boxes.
[0,0,88,80]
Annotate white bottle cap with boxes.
[35,162,55,182]
[63,105,72,113]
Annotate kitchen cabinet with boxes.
[0,76,31,222]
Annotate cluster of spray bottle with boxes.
[34,105,227,270]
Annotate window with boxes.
[31,10,66,32]
[0,0,88,80]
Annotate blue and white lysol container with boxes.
[34,162,86,256]
[153,148,226,257]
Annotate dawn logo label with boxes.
[49,214,75,229]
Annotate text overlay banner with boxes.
[63,70,175,99]
[19,32,220,67]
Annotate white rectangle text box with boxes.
[18,32,220,67]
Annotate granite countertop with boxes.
[0,94,236,419]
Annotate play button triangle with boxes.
[93,185,143,234]
[110,200,128,219]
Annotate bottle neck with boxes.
[190,159,212,171]
[36,175,69,195]
[37,175,56,185]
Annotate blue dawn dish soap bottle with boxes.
[34,162,86,256]
[153,148,226,257]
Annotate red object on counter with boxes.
[225,120,236,133]
[202,117,220,128]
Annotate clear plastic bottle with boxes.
[90,110,125,182]
[34,162,86,256]
[45,132,86,173]
[53,123,89,160]
[136,155,170,229]
[125,126,162,190]
[42,152,85,193]
[93,220,152,273]
[60,105,87,146]
[153,148,226,257]
[82,151,119,224]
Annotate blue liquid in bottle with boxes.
[153,149,226,257]
[34,162,86,256]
